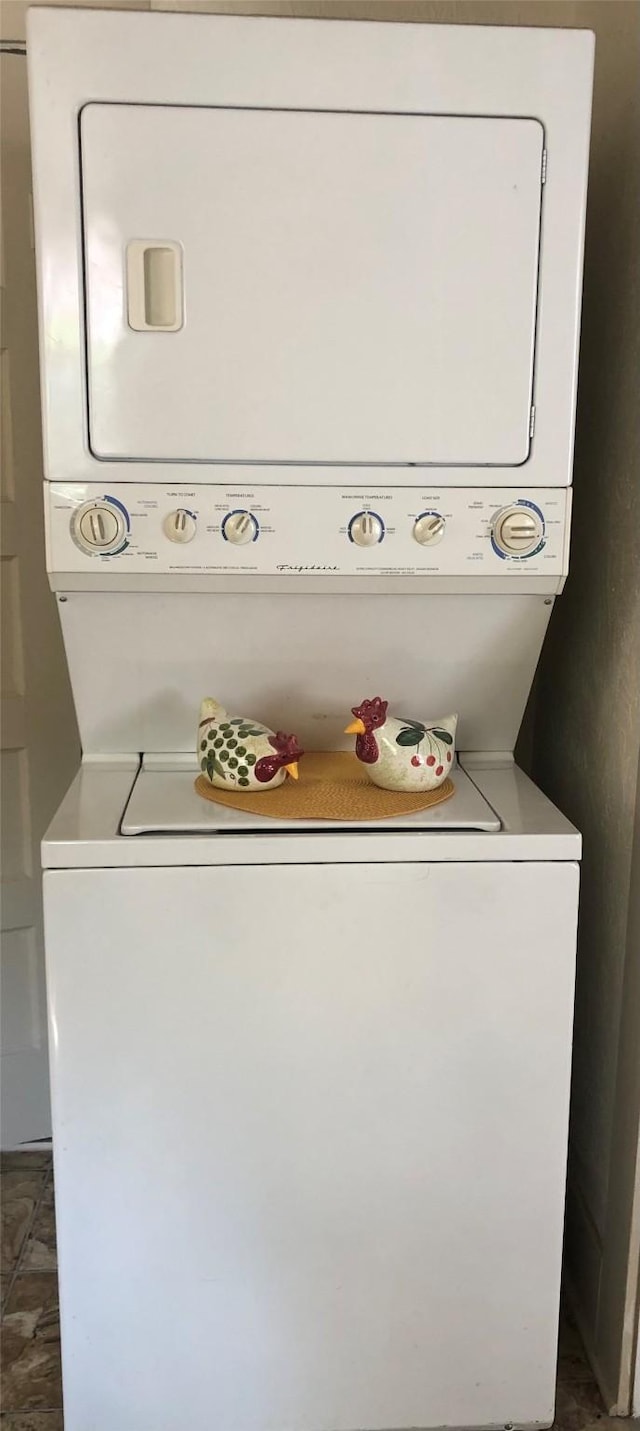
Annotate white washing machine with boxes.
[42,758,580,1431]
[29,10,593,1430]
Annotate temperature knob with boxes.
[163,509,196,544]
[413,512,446,546]
[492,504,544,558]
[222,510,259,545]
[348,511,384,547]
[71,499,127,555]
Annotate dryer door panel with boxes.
[80,104,543,467]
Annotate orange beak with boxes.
[344,718,365,735]
[284,762,299,780]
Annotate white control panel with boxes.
[47,484,569,577]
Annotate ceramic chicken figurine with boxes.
[345,698,457,792]
[198,700,304,792]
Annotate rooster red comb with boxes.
[351,698,388,732]
[268,731,305,762]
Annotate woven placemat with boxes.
[195,750,455,821]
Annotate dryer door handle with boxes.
[126,240,183,332]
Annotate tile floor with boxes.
[0,1149,624,1430]
[1,1152,61,1429]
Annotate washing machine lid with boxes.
[120,763,500,835]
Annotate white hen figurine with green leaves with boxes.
[345,697,457,792]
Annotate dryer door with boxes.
[81,104,543,469]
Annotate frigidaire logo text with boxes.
[277,563,340,573]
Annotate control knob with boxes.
[71,499,127,555]
[413,512,446,546]
[163,509,196,544]
[492,504,544,558]
[348,511,384,547]
[222,511,259,545]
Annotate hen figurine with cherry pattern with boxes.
[198,700,304,792]
[345,697,457,792]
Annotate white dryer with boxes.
[28,9,593,1430]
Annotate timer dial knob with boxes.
[413,512,446,546]
[71,500,127,555]
[492,504,544,557]
[222,510,259,545]
[163,509,196,544]
[349,511,384,547]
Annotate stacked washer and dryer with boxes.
[28,10,593,1431]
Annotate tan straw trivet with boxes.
[195,750,454,821]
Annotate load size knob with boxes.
[492,504,544,558]
[222,510,259,545]
[163,509,196,544]
[71,499,127,555]
[413,512,446,546]
[348,511,384,547]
